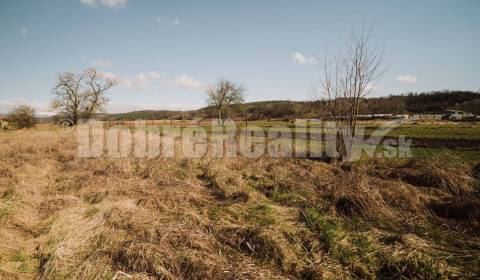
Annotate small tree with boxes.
[207,78,245,126]
[9,105,36,129]
[316,25,385,160]
[51,68,118,125]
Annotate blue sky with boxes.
[0,0,479,115]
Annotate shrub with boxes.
[8,105,36,129]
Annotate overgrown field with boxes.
[98,120,480,163]
[0,127,479,279]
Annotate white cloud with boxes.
[155,16,180,27]
[173,75,203,90]
[126,73,150,89]
[98,71,203,91]
[97,71,120,80]
[148,71,166,79]
[115,73,153,89]
[0,99,52,116]
[101,0,127,8]
[80,0,97,7]
[80,0,127,8]
[292,52,306,64]
[97,71,149,89]
[395,74,417,84]
[91,59,112,67]
[292,52,317,65]
[20,27,28,36]
[0,99,21,113]
[99,71,165,89]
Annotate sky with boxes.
[0,0,479,115]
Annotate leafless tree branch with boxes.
[315,24,386,160]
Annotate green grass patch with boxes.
[412,147,480,164]
[301,208,345,254]
[84,207,99,218]
[0,207,13,220]
[249,175,313,207]
[301,208,388,277]
[383,124,480,140]
[11,251,34,273]
[244,203,276,227]
[1,187,16,200]
[207,206,222,221]
[12,251,28,262]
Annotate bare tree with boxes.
[51,72,84,125]
[83,68,117,118]
[51,68,118,124]
[207,78,245,126]
[316,25,385,160]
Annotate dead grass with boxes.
[0,126,479,279]
[368,153,476,196]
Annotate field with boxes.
[0,122,479,279]
[102,119,480,163]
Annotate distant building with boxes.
[412,114,443,120]
[396,114,412,119]
[444,110,474,120]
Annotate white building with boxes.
[444,110,474,120]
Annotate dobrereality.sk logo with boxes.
[76,119,412,161]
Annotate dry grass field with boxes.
[0,126,479,279]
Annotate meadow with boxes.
[102,119,480,141]
[0,121,479,279]
[103,119,480,163]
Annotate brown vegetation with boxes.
[0,127,479,279]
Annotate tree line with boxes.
[198,90,480,120]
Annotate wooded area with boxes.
[102,90,480,121]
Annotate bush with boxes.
[8,105,36,129]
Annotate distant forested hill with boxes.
[100,90,480,121]
[346,90,480,115]
[102,110,197,120]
